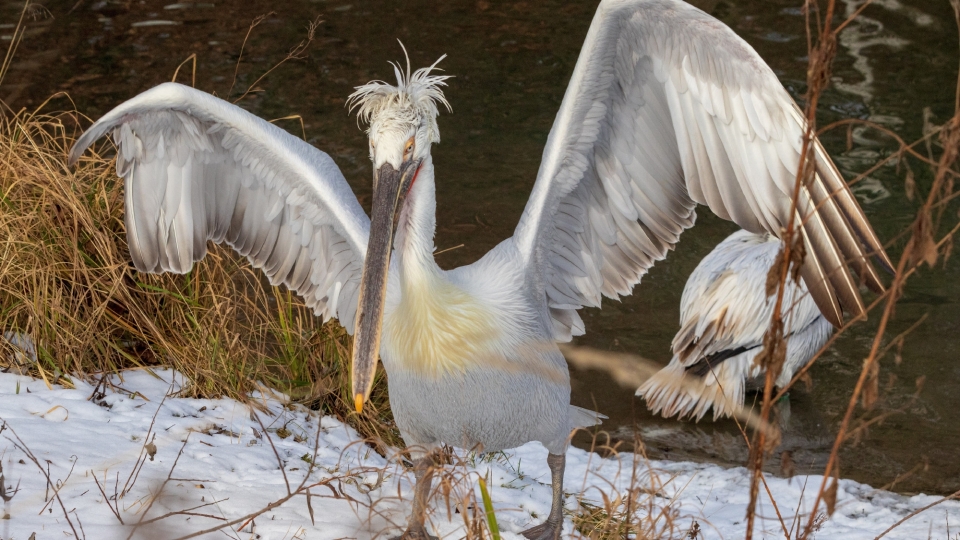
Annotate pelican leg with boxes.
[520,452,565,540]
[392,451,438,540]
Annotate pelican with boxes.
[69,0,891,537]
[637,230,834,421]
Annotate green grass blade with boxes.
[478,476,501,540]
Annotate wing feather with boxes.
[70,82,369,333]
[512,0,891,338]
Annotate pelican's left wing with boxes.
[70,83,369,332]
[512,0,891,340]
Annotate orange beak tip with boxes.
[354,393,365,414]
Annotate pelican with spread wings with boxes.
[70,0,890,537]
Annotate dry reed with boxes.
[0,105,399,446]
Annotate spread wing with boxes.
[69,82,369,333]
[511,0,891,340]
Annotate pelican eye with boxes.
[403,137,415,160]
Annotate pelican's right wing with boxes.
[70,83,369,333]
[512,0,891,340]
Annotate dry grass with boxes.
[564,434,691,540]
[0,104,399,446]
[570,484,682,539]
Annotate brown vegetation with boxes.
[0,104,399,447]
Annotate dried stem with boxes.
[2,419,83,539]
[232,16,323,104]
[873,488,960,539]
[228,13,275,99]
[745,0,841,534]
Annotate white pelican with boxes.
[637,230,833,421]
[69,0,890,537]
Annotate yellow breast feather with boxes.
[384,276,499,378]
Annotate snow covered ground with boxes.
[0,369,956,540]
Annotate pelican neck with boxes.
[393,154,442,286]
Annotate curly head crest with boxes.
[347,46,452,144]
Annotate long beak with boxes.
[351,158,421,413]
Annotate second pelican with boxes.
[638,230,834,421]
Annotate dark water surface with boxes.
[7,0,959,494]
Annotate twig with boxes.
[434,244,465,256]
[746,0,841,535]
[228,13,275,98]
[876,314,928,361]
[297,409,327,494]
[2,420,82,539]
[169,476,344,540]
[135,499,228,526]
[171,54,198,88]
[124,436,190,540]
[92,471,124,524]
[0,1,32,90]
[251,410,291,495]
[70,507,87,539]
[0,453,21,519]
[772,287,931,403]
[232,16,322,104]
[269,115,308,141]
[799,5,960,532]
[833,0,874,34]
[121,382,172,497]
[873,488,960,539]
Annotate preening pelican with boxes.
[637,230,834,421]
[70,0,891,537]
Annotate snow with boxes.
[0,369,956,540]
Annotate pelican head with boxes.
[346,52,451,412]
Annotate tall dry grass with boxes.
[0,105,399,446]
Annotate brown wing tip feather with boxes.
[800,262,844,328]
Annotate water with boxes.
[7,0,959,495]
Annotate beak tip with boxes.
[354,393,365,414]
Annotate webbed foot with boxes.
[520,519,563,540]
[520,451,566,539]
[389,526,438,540]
